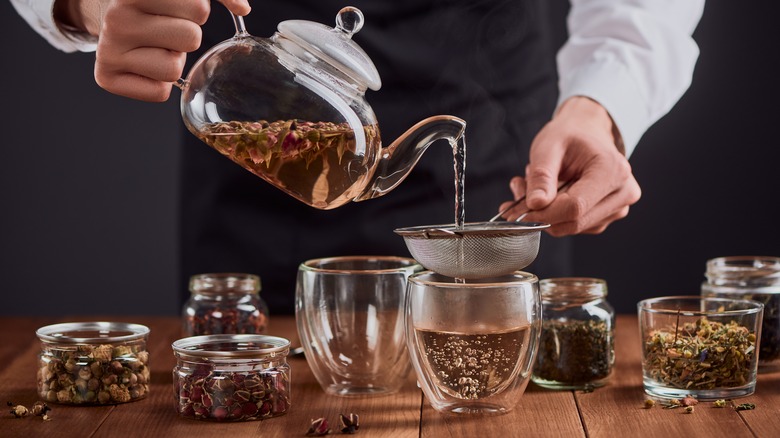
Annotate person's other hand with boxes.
[55,0,251,102]
[498,96,641,236]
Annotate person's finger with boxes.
[526,180,640,236]
[524,133,564,210]
[217,0,252,16]
[102,14,204,53]
[98,46,188,83]
[95,69,177,102]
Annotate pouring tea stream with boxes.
[175,6,466,210]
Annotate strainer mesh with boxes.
[402,232,540,279]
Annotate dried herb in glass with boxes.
[175,367,289,421]
[532,278,614,390]
[643,317,757,390]
[534,320,612,384]
[701,256,780,370]
[172,334,291,422]
[36,322,150,405]
[183,273,269,337]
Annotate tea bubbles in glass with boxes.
[405,272,541,415]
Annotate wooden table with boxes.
[1,315,778,437]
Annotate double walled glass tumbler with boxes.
[405,272,541,415]
[638,296,763,400]
[296,256,421,396]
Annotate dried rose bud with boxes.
[713,399,728,408]
[306,417,331,436]
[643,399,655,409]
[31,401,51,417]
[339,413,359,434]
[681,396,699,407]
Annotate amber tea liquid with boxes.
[197,120,380,210]
[413,324,531,399]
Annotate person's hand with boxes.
[498,96,641,236]
[54,0,251,102]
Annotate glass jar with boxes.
[172,334,291,421]
[701,256,780,372]
[182,273,269,336]
[36,322,150,405]
[531,278,615,390]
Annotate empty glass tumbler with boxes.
[405,272,541,415]
[296,256,421,396]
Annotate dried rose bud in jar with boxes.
[182,273,270,336]
[172,334,291,421]
[36,322,150,405]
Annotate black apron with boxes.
[179,0,572,314]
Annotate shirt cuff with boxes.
[557,60,648,158]
[11,0,97,53]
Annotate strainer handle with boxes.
[490,180,573,222]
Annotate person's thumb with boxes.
[524,140,563,210]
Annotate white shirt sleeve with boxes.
[558,0,705,156]
[10,0,97,53]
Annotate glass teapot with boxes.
[178,6,466,210]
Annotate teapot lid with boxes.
[277,7,381,91]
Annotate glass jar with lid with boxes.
[36,321,150,405]
[183,273,269,336]
[531,277,615,390]
[172,334,291,421]
[701,256,780,372]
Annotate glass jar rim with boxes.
[540,277,607,301]
[172,334,290,359]
[36,321,150,344]
[408,270,537,287]
[299,255,420,274]
[189,273,261,294]
[637,295,764,316]
[705,256,780,283]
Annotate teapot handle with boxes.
[174,10,250,90]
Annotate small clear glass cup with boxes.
[638,296,763,400]
[295,255,421,396]
[405,271,541,415]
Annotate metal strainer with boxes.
[394,221,549,279]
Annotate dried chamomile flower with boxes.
[8,402,29,418]
[663,399,683,409]
[644,399,656,409]
[713,399,728,408]
[307,417,331,436]
[339,413,359,434]
[684,406,695,414]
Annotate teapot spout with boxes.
[355,115,466,201]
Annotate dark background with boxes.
[2,1,778,316]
